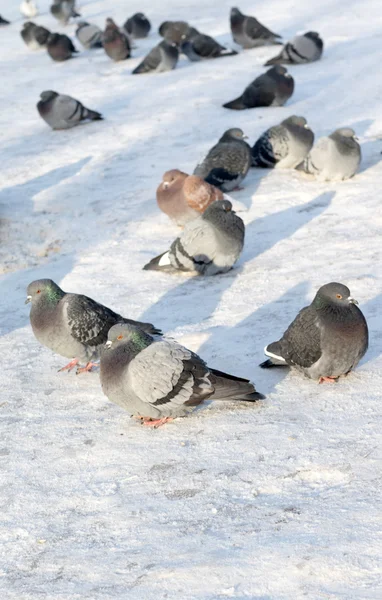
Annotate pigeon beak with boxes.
[105,340,113,349]
[348,297,359,305]
[242,135,249,140]
[163,182,169,189]
[25,295,32,304]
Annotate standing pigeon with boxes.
[76,22,103,49]
[0,15,10,25]
[132,40,178,74]
[181,29,238,61]
[158,20,195,45]
[26,279,162,374]
[124,13,151,39]
[252,116,314,169]
[298,128,361,181]
[230,7,282,49]
[223,66,294,110]
[20,0,38,18]
[144,199,245,275]
[265,32,323,66]
[260,283,368,383]
[46,33,78,61]
[102,18,131,61]
[100,323,264,427]
[157,169,224,226]
[21,22,50,50]
[194,128,251,191]
[50,0,80,26]
[37,91,103,130]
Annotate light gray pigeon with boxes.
[223,66,294,110]
[230,7,282,49]
[193,128,251,191]
[143,199,245,276]
[260,282,368,383]
[26,279,162,374]
[132,40,179,74]
[298,128,361,181]
[252,116,314,169]
[76,21,103,49]
[50,0,80,25]
[265,31,323,66]
[37,91,103,130]
[124,13,151,39]
[21,21,50,50]
[100,323,265,426]
[181,29,238,61]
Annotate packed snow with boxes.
[0,0,381,598]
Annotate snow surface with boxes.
[1,0,382,598]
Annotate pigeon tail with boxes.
[222,96,246,110]
[143,251,177,272]
[260,342,288,367]
[264,54,289,66]
[72,10,81,18]
[132,61,150,74]
[210,368,265,402]
[84,108,103,121]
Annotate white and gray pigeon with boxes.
[124,12,151,39]
[50,0,80,25]
[143,199,245,276]
[76,21,103,49]
[132,40,179,74]
[230,6,282,49]
[265,31,323,66]
[181,28,238,61]
[260,282,368,383]
[298,128,361,181]
[26,279,162,374]
[37,91,103,130]
[21,21,50,50]
[20,0,38,19]
[100,323,265,426]
[252,116,314,169]
[223,66,294,110]
[193,128,251,191]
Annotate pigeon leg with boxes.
[58,358,79,372]
[141,417,174,428]
[76,362,99,375]
[318,376,338,384]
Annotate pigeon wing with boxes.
[277,306,322,368]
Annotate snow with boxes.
[0,0,381,598]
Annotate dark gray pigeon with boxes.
[46,33,78,61]
[37,91,103,130]
[102,18,131,61]
[298,128,361,181]
[21,21,50,50]
[132,40,178,74]
[100,323,264,426]
[50,0,80,26]
[0,15,10,25]
[194,128,251,191]
[260,282,368,383]
[158,20,196,45]
[223,65,294,110]
[252,116,314,169]
[26,279,162,374]
[265,31,323,66]
[230,7,282,49]
[124,12,151,39]
[76,21,103,49]
[181,29,238,61]
[144,199,245,276]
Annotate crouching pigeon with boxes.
[76,21,103,49]
[21,21,50,50]
[37,91,103,130]
[223,66,294,110]
[265,31,323,65]
[230,6,282,48]
[252,116,314,169]
[132,40,178,74]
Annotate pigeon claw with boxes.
[76,362,99,375]
[58,358,79,372]
[140,417,174,428]
[318,376,338,384]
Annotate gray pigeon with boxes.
[21,21,50,50]
[37,91,103,130]
[223,66,294,110]
[260,282,368,383]
[100,323,265,426]
[298,128,361,181]
[143,199,245,276]
[158,20,195,45]
[102,18,131,61]
[230,7,282,49]
[265,31,323,66]
[193,128,251,191]
[132,40,178,74]
[124,13,151,39]
[181,29,238,61]
[26,279,162,374]
[76,21,103,49]
[252,116,314,169]
[46,33,78,61]
[50,0,80,25]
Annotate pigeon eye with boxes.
[36,290,41,294]
[117,334,123,340]
[336,294,342,299]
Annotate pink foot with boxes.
[76,362,99,375]
[318,376,338,384]
[140,417,174,428]
[58,358,79,373]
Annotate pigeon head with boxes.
[313,282,358,310]
[105,18,118,29]
[158,21,171,36]
[220,128,247,142]
[305,31,320,39]
[269,65,288,76]
[334,127,356,139]
[135,13,146,19]
[284,115,308,127]
[204,199,233,216]
[161,169,188,189]
[40,90,58,102]
[105,323,153,351]
[47,33,60,44]
[230,8,243,18]
[26,279,64,305]
[23,21,36,30]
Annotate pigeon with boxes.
[252,116,314,169]
[50,0,80,26]
[265,32,323,66]
[157,170,224,226]
[158,20,196,45]
[102,18,131,61]
[21,22,50,50]
[124,12,151,39]
[0,15,10,25]
[181,29,238,61]
[230,7,282,49]
[132,40,178,74]
[100,323,265,426]
[144,199,245,276]
[298,128,361,181]
[46,33,78,61]
[194,128,251,192]
[260,282,368,383]
[76,21,103,49]
[223,66,294,110]
[20,0,38,18]
[26,279,162,374]
[37,91,103,130]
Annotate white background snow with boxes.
[0,0,381,598]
